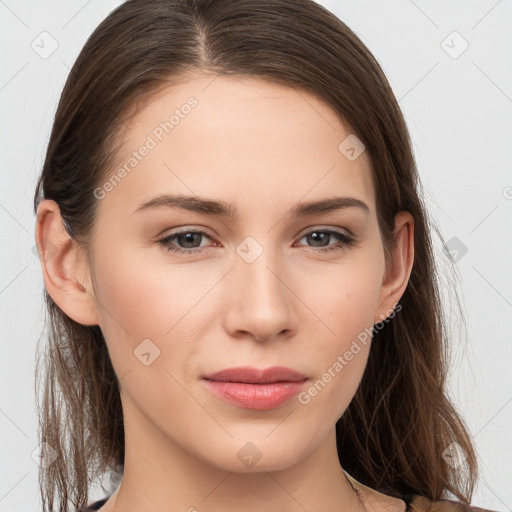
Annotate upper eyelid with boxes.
[161,225,351,234]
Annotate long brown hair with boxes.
[33,1,478,510]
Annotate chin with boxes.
[195,435,309,473]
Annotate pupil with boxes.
[179,233,200,248]
[176,232,332,249]
[309,232,328,246]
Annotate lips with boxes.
[202,366,308,384]
[201,366,308,410]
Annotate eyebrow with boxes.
[131,194,370,218]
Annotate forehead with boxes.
[99,72,376,219]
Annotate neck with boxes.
[102,397,363,512]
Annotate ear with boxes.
[374,210,414,324]
[35,199,99,326]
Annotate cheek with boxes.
[90,244,220,375]
[295,249,383,340]
[293,252,383,415]
[326,276,380,340]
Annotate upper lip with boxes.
[202,366,308,384]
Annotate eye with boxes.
[157,227,356,256]
[157,229,217,255]
[295,228,356,253]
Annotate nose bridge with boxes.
[225,234,296,339]
[236,236,287,306]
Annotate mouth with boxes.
[201,365,308,384]
[201,366,308,410]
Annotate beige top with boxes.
[343,471,497,512]
[79,472,498,512]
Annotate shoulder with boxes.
[408,494,499,512]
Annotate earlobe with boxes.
[375,211,414,324]
[35,199,99,326]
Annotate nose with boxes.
[222,245,298,343]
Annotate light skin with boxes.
[35,71,414,512]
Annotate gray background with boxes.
[1,0,511,510]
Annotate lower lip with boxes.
[201,379,307,410]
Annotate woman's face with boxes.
[68,72,411,472]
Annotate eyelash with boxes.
[157,228,356,256]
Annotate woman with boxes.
[33,1,496,511]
